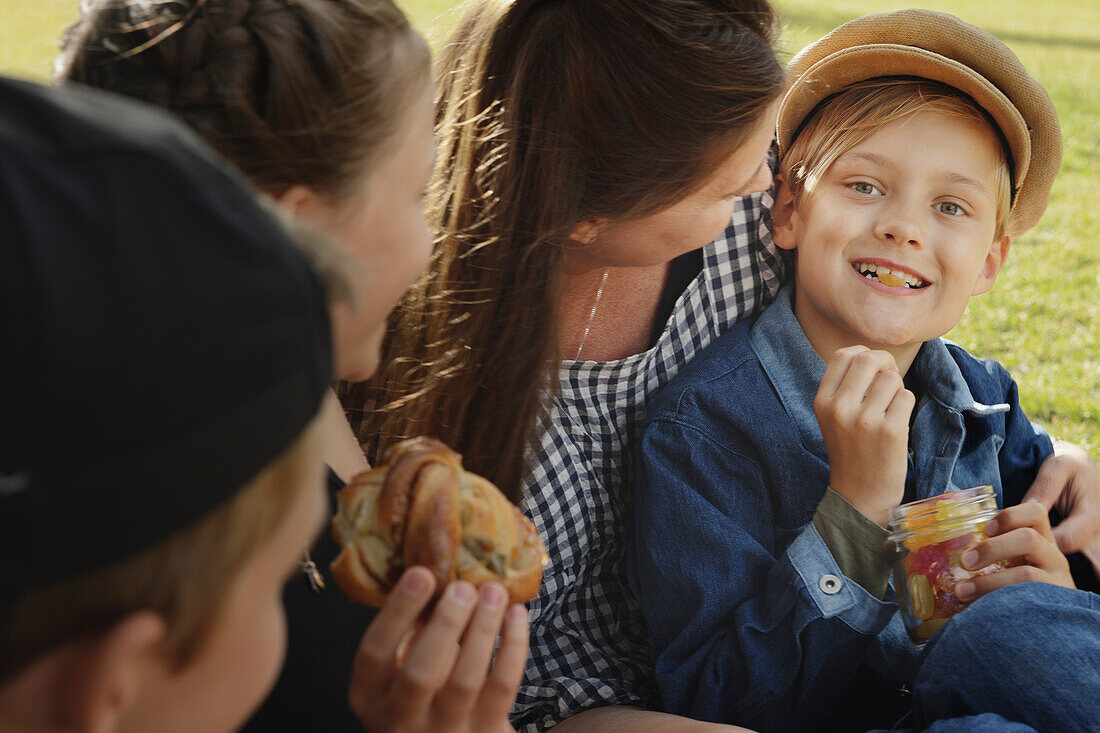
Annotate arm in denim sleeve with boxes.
[962,354,1054,507]
[1001,389,1053,507]
[813,488,894,599]
[631,417,896,732]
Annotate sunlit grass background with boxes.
[2,0,1096,453]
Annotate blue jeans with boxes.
[909,582,1100,732]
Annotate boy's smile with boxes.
[775,109,1010,373]
[852,259,929,289]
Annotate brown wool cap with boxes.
[777,9,1061,238]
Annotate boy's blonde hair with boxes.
[0,415,324,682]
[780,77,1014,241]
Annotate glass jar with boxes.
[887,486,1011,642]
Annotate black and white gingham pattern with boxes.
[513,187,786,731]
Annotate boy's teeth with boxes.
[854,262,926,288]
[878,272,907,287]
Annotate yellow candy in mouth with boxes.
[877,272,907,287]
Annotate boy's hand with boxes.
[349,567,527,733]
[815,346,916,527]
[955,501,1075,601]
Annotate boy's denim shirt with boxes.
[630,285,1053,732]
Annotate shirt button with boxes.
[819,574,842,595]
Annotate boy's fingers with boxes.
[817,346,867,399]
[964,526,1056,572]
[389,580,478,717]
[885,385,917,422]
[860,370,908,420]
[432,583,509,724]
[352,567,436,692]
[987,502,1056,542]
[477,604,529,723]
[956,564,1055,601]
[831,350,900,408]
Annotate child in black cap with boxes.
[0,75,334,731]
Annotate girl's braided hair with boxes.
[58,0,429,202]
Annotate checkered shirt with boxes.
[513,186,786,731]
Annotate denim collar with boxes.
[749,286,1009,456]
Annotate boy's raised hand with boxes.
[349,567,528,733]
[954,501,1075,601]
[815,346,916,527]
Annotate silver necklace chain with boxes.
[573,269,609,361]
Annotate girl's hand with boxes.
[814,346,916,526]
[349,567,528,733]
[956,501,1076,601]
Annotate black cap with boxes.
[0,78,332,599]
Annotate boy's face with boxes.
[776,109,1010,362]
[122,447,327,733]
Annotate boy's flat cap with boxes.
[0,78,331,599]
[777,8,1061,238]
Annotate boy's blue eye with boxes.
[937,202,964,216]
[850,182,880,195]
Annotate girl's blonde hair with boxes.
[780,77,1013,241]
[346,0,784,500]
[0,414,324,682]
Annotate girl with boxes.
[58,1,525,731]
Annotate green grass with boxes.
[3,0,1096,453]
[0,0,78,81]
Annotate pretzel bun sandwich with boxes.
[331,437,547,606]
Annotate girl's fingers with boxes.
[351,567,436,695]
[388,580,479,719]
[431,582,509,724]
[476,603,530,724]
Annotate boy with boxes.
[0,75,334,732]
[631,10,1100,732]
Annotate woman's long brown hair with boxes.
[345,0,784,501]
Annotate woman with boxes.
[58,2,526,731]
[348,0,1100,730]
[345,0,785,729]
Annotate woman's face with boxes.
[290,78,436,382]
[584,101,779,269]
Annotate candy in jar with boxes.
[887,486,1014,642]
